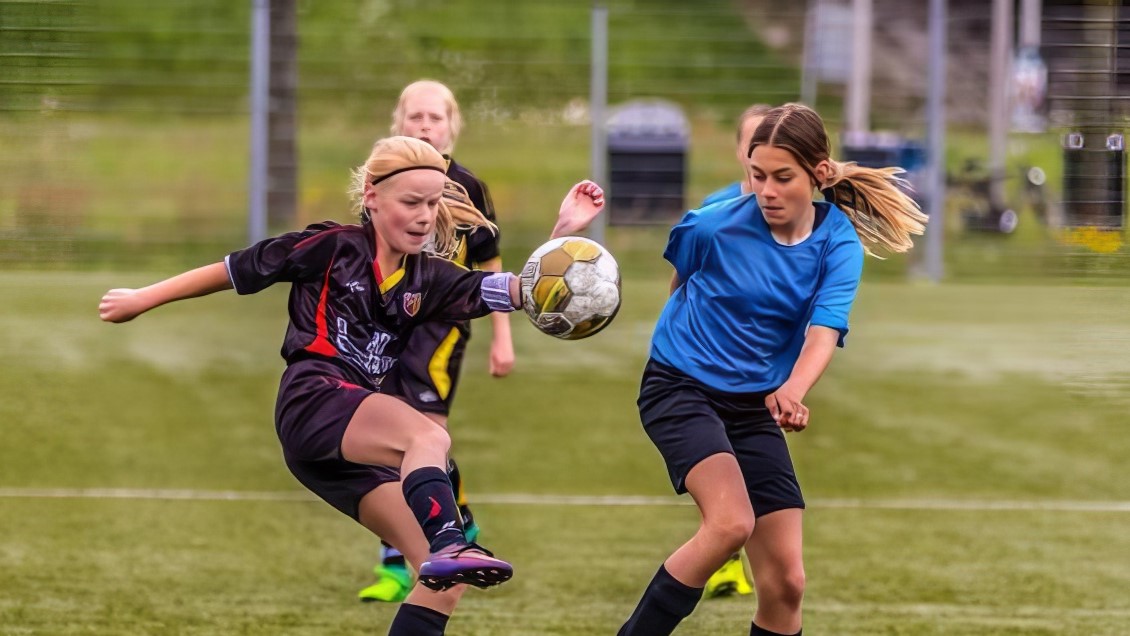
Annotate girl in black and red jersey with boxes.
[98,135,604,635]
[356,80,512,604]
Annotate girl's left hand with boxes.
[765,384,809,432]
[99,288,149,323]
[551,180,605,238]
[489,338,514,377]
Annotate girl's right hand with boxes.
[99,288,149,323]
[765,384,810,432]
[550,180,605,238]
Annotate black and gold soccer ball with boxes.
[519,236,621,340]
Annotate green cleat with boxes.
[703,553,753,599]
[358,523,479,603]
[463,520,480,544]
[358,564,412,603]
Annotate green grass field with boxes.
[2,270,1129,635]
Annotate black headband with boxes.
[369,165,446,186]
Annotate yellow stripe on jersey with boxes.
[454,236,468,268]
[379,266,405,294]
[428,327,462,400]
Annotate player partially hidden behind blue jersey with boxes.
[700,103,773,208]
[99,136,606,636]
[618,103,927,636]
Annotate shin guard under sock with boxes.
[617,565,703,636]
[388,603,449,636]
[402,466,464,552]
[750,624,802,636]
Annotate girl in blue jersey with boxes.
[696,102,773,600]
[99,136,604,636]
[618,103,927,636]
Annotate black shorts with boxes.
[394,321,469,415]
[637,359,805,518]
[275,358,400,521]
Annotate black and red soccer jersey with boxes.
[224,221,514,391]
[447,158,500,268]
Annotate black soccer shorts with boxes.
[637,358,805,518]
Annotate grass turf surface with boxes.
[1,272,1128,634]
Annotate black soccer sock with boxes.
[617,565,703,636]
[388,603,449,636]
[750,623,801,636]
[379,541,406,568]
[448,458,465,505]
[447,458,475,529]
[402,466,465,552]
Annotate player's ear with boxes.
[813,160,833,188]
[362,181,379,212]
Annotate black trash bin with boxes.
[606,99,688,225]
[1062,131,1125,229]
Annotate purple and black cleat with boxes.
[418,542,513,591]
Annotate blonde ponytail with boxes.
[822,161,927,257]
[433,179,497,259]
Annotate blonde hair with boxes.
[348,136,495,258]
[737,103,773,143]
[390,80,463,155]
[751,103,927,256]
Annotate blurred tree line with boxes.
[2,0,796,120]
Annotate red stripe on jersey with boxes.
[372,243,383,286]
[304,258,338,357]
[294,225,347,251]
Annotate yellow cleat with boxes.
[704,553,753,599]
[358,564,412,603]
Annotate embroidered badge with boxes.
[402,292,422,317]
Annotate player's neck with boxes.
[768,204,815,246]
[373,233,406,281]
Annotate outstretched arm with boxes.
[550,180,605,239]
[99,262,233,323]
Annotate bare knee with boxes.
[780,568,806,608]
[760,566,806,610]
[704,514,755,553]
[408,424,451,456]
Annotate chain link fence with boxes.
[1,0,1127,279]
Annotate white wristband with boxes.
[481,273,517,312]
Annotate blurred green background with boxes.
[4,0,1128,277]
[2,1,1129,634]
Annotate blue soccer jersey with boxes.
[651,196,864,394]
[700,181,743,207]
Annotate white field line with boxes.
[808,601,1130,619]
[0,488,1129,512]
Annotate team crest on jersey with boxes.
[402,292,422,317]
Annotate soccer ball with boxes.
[519,236,621,340]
